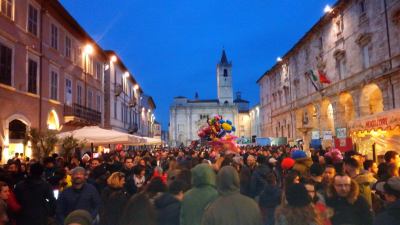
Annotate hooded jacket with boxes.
[353,171,376,207]
[180,164,218,225]
[202,166,263,225]
[292,157,313,177]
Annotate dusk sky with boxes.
[60,0,336,129]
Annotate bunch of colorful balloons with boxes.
[197,115,239,153]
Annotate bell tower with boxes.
[217,49,233,104]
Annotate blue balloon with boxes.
[231,126,236,132]
[219,119,225,124]
[227,120,232,125]
[217,130,226,138]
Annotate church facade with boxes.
[169,51,251,146]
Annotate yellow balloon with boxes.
[222,123,232,131]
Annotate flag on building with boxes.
[318,70,331,84]
[305,70,320,91]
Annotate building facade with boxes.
[0,0,157,162]
[257,0,400,158]
[169,50,252,146]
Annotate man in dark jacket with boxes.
[373,176,400,225]
[154,180,185,225]
[14,163,56,225]
[56,167,101,225]
[249,155,270,198]
[326,174,373,225]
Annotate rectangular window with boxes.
[96,62,101,80]
[88,90,93,109]
[121,102,124,121]
[0,43,12,86]
[362,45,370,69]
[51,24,58,49]
[50,71,58,100]
[65,36,71,59]
[0,0,13,19]
[77,84,82,105]
[28,4,38,36]
[360,0,366,13]
[114,101,117,119]
[96,94,101,112]
[65,78,72,106]
[337,58,346,79]
[27,59,37,94]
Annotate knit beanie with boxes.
[281,157,295,170]
[291,150,307,160]
[64,210,92,225]
[285,183,311,207]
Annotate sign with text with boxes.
[312,131,320,140]
[335,128,347,139]
[323,131,333,140]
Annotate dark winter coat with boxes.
[202,166,263,225]
[250,164,271,198]
[180,164,218,225]
[56,183,101,224]
[14,177,56,225]
[326,195,373,225]
[100,186,129,225]
[239,165,254,197]
[154,193,181,225]
[258,185,282,225]
[373,199,400,225]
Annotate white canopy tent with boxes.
[143,137,162,145]
[57,126,145,145]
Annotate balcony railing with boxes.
[64,103,101,125]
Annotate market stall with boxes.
[348,108,400,160]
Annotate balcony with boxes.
[64,103,101,125]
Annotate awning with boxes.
[348,108,400,132]
[57,126,146,145]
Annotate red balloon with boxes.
[115,144,123,152]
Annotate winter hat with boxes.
[285,183,311,207]
[64,210,93,225]
[281,157,295,170]
[71,167,86,175]
[325,148,343,164]
[291,150,307,160]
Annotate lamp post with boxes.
[83,44,93,108]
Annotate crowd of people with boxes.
[0,144,399,225]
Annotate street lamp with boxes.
[83,44,93,108]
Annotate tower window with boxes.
[223,69,228,77]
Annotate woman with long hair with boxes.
[275,183,322,225]
[100,172,129,225]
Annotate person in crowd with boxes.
[291,150,313,177]
[364,160,378,178]
[56,167,101,225]
[121,157,134,179]
[258,172,281,225]
[0,203,8,225]
[14,163,56,225]
[303,179,332,225]
[325,174,373,225]
[373,176,400,225]
[120,192,156,225]
[5,162,23,188]
[240,155,256,197]
[344,158,376,207]
[100,172,128,225]
[0,181,20,225]
[321,165,336,190]
[154,180,186,225]
[275,183,322,225]
[309,163,324,191]
[44,157,57,182]
[180,163,218,225]
[165,158,180,185]
[145,177,167,205]
[250,155,271,198]
[64,209,93,225]
[384,151,400,167]
[125,165,146,195]
[202,166,262,225]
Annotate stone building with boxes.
[0,0,156,162]
[257,0,400,158]
[169,50,251,146]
